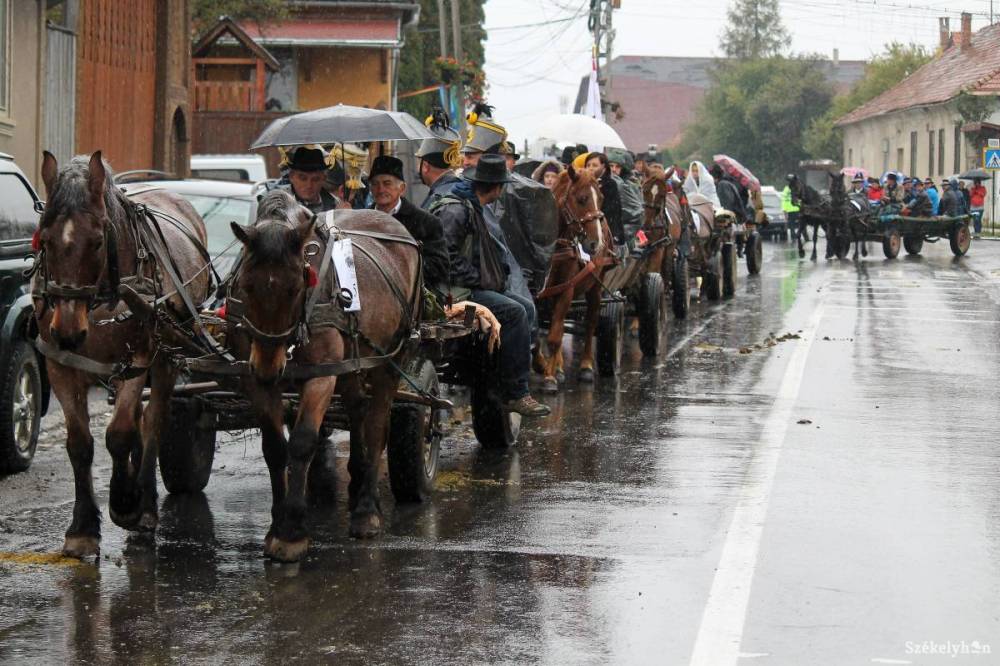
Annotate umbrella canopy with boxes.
[959,168,992,181]
[841,166,869,181]
[250,104,435,149]
[535,114,627,151]
[881,170,906,184]
[712,154,760,192]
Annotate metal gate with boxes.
[75,0,157,170]
[44,24,76,163]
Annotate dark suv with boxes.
[0,153,48,473]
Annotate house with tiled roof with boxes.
[836,13,1000,187]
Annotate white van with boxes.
[190,154,268,183]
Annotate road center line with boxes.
[688,300,826,666]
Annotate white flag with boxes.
[585,46,603,122]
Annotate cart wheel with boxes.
[903,235,924,255]
[160,397,216,494]
[882,228,901,259]
[671,255,691,319]
[834,235,850,260]
[596,300,626,376]
[638,272,666,357]
[949,223,971,256]
[702,257,723,302]
[745,232,763,275]
[388,358,443,503]
[0,341,41,473]
[470,381,521,450]
[721,242,737,297]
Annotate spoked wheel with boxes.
[745,232,763,275]
[388,358,443,503]
[949,223,971,256]
[596,300,626,377]
[721,242,737,297]
[903,235,924,256]
[882,228,901,259]
[160,397,217,494]
[701,256,723,302]
[470,379,521,450]
[671,254,691,319]
[0,342,41,474]
[638,272,666,356]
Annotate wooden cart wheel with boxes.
[671,254,691,319]
[903,235,924,255]
[745,232,763,275]
[388,358,443,503]
[721,242,738,297]
[160,397,216,494]
[882,228,901,259]
[702,256,723,302]
[471,380,521,450]
[596,300,626,377]
[949,223,971,256]
[638,272,666,357]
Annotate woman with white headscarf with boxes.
[683,160,720,207]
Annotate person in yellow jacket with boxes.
[781,174,801,240]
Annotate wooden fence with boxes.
[192,111,290,177]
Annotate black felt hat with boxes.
[370,155,405,181]
[462,154,511,184]
[286,146,327,172]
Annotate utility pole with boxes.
[436,0,449,58]
[450,0,466,135]
[589,0,615,118]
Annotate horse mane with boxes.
[247,189,308,264]
[41,154,125,229]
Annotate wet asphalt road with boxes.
[2,238,1000,665]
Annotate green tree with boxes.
[192,0,288,37]
[397,0,487,120]
[803,42,933,159]
[677,57,833,184]
[721,0,788,59]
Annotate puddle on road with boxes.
[0,551,81,567]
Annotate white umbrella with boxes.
[534,113,627,151]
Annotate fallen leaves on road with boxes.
[436,470,517,492]
[796,419,813,425]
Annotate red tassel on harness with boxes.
[31,229,41,252]
[636,229,648,247]
[306,265,318,288]
[215,302,227,319]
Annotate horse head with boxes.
[230,189,317,383]
[37,151,119,350]
[641,172,669,229]
[552,165,606,256]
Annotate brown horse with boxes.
[227,190,421,562]
[33,151,212,558]
[535,167,616,392]
[641,172,684,284]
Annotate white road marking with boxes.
[688,301,825,666]
[665,310,722,359]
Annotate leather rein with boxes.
[536,186,616,301]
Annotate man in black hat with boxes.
[416,110,463,210]
[284,146,340,214]
[430,154,550,418]
[368,155,449,290]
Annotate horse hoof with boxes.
[349,511,383,539]
[578,368,595,384]
[541,378,559,394]
[109,507,142,531]
[264,534,310,563]
[798,250,805,258]
[62,535,100,560]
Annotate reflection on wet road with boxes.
[2,241,999,665]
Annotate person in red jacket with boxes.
[866,177,883,204]
[969,178,987,236]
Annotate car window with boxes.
[178,194,253,256]
[191,169,250,182]
[0,173,39,240]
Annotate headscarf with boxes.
[683,160,720,206]
[531,159,564,184]
[572,152,591,170]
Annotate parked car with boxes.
[0,153,48,473]
[760,185,788,241]
[190,154,268,183]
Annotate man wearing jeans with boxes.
[432,154,550,418]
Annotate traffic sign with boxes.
[985,148,1000,170]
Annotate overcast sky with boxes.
[481,0,1000,144]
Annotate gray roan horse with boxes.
[33,151,212,558]
[227,190,421,562]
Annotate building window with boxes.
[0,0,8,117]
[938,128,945,175]
[954,124,962,173]
[910,131,918,176]
[897,148,904,172]
[928,130,935,176]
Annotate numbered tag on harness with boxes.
[331,238,361,312]
[577,241,591,263]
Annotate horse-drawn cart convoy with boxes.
[8,103,977,563]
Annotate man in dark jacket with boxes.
[416,110,463,210]
[432,155,550,418]
[905,180,933,217]
[939,178,967,217]
[368,156,449,291]
[283,146,340,214]
[711,163,747,221]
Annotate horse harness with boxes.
[30,187,228,381]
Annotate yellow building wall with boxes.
[296,47,392,111]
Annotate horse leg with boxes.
[266,376,336,562]
[347,367,396,538]
[797,223,806,258]
[245,382,290,555]
[134,360,179,532]
[105,373,149,531]
[543,292,573,391]
[47,364,100,558]
[578,281,601,379]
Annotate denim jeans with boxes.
[971,208,984,234]
[470,288,532,401]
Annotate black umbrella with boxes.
[959,168,992,180]
[250,104,435,149]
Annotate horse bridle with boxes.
[32,215,123,312]
[558,186,605,249]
